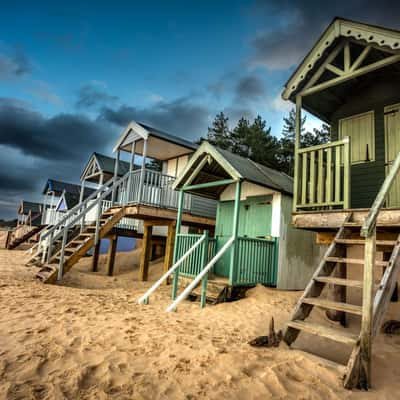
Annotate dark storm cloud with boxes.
[0,99,113,161]
[0,48,32,79]
[0,98,119,218]
[250,0,400,70]
[75,83,119,109]
[235,75,265,101]
[99,96,210,140]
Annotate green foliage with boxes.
[204,110,330,177]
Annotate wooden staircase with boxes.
[7,225,44,249]
[283,213,400,389]
[34,207,126,283]
[178,275,230,304]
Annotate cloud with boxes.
[75,82,119,109]
[0,98,120,218]
[0,48,32,80]
[234,75,266,101]
[99,96,210,140]
[250,0,400,70]
[0,100,114,161]
[26,80,64,106]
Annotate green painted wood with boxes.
[172,190,184,300]
[335,147,341,203]
[317,149,324,204]
[182,178,237,191]
[326,147,332,204]
[292,95,302,212]
[229,181,242,285]
[200,230,209,308]
[310,151,316,204]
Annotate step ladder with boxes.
[27,172,131,283]
[283,212,400,389]
[7,225,44,250]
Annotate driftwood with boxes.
[249,317,283,347]
[382,320,400,335]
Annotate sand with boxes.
[1,249,400,399]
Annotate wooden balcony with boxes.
[293,138,351,212]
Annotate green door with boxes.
[214,196,273,277]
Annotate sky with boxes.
[0,0,400,218]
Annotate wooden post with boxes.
[138,138,148,203]
[107,235,118,276]
[172,190,185,299]
[200,230,209,308]
[293,95,302,212]
[127,141,136,203]
[91,240,101,272]
[111,150,120,204]
[79,179,86,204]
[229,180,242,286]
[359,227,375,389]
[139,222,153,281]
[163,221,176,284]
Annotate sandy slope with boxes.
[1,249,400,399]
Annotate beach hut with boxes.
[30,121,216,284]
[280,17,400,388]
[6,200,44,249]
[162,141,321,305]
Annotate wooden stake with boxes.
[91,240,101,272]
[163,222,176,284]
[107,235,118,276]
[139,223,153,281]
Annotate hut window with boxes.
[339,111,375,164]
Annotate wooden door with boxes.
[385,103,400,207]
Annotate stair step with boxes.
[302,297,363,315]
[344,222,400,228]
[335,238,397,246]
[325,256,388,267]
[287,320,358,346]
[79,233,93,237]
[314,276,365,288]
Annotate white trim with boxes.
[283,18,400,100]
[113,121,149,153]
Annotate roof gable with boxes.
[174,142,293,198]
[283,17,400,101]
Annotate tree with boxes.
[278,108,330,176]
[247,115,280,169]
[206,112,231,150]
[230,117,252,157]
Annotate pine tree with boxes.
[230,117,251,157]
[206,112,231,150]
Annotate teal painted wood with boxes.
[234,237,278,286]
[200,230,209,308]
[174,234,217,278]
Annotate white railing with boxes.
[137,232,207,305]
[166,236,235,312]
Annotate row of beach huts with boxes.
[4,17,400,390]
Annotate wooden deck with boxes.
[292,207,400,231]
[123,204,215,228]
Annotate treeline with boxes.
[200,110,330,176]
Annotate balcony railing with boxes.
[294,137,351,211]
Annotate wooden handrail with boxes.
[361,149,400,237]
[297,137,349,154]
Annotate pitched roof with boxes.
[19,200,42,215]
[282,17,400,101]
[42,179,83,196]
[93,152,131,175]
[174,141,293,197]
[113,120,197,154]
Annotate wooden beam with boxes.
[344,42,351,72]
[229,180,241,285]
[184,155,210,186]
[350,45,371,72]
[163,222,176,284]
[183,178,237,191]
[91,240,101,272]
[107,235,118,276]
[301,54,400,97]
[293,95,302,211]
[139,223,152,281]
[326,63,344,76]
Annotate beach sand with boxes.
[1,248,400,399]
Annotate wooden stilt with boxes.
[107,235,118,276]
[163,222,176,284]
[139,223,153,281]
[91,240,101,272]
